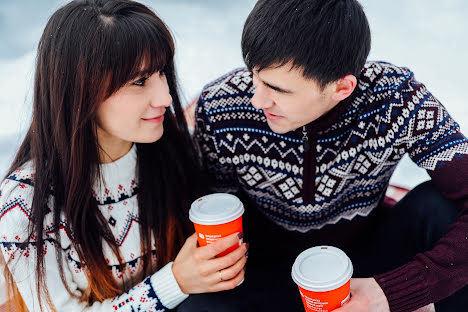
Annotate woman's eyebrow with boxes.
[134,68,153,77]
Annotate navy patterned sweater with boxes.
[195,61,468,311]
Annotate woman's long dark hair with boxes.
[4,0,203,309]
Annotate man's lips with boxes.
[264,110,283,120]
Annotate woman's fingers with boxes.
[210,266,246,292]
[173,232,248,294]
[196,232,243,260]
[209,242,248,272]
[214,252,247,282]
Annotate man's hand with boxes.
[334,278,390,312]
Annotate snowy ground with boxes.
[0,0,467,188]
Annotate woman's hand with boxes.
[172,232,248,294]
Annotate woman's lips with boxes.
[142,114,164,123]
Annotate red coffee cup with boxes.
[291,246,353,311]
[189,193,244,257]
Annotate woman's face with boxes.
[96,70,172,157]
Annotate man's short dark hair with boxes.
[242,0,371,88]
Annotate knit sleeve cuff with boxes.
[151,262,189,309]
[374,261,432,312]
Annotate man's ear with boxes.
[331,75,357,102]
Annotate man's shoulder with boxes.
[361,61,413,86]
[195,67,270,140]
[200,67,254,105]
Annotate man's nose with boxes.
[251,84,274,110]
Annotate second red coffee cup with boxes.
[292,246,353,312]
[189,193,244,257]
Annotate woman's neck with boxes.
[97,128,133,164]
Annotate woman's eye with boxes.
[133,77,148,86]
[159,70,166,77]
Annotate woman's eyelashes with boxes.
[132,71,165,87]
[132,76,149,87]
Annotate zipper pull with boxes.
[302,126,310,152]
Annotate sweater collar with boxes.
[292,85,359,137]
[95,144,137,194]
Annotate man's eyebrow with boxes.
[252,70,294,94]
[262,81,293,94]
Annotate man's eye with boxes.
[133,77,148,86]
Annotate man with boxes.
[180,0,468,311]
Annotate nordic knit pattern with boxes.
[195,61,468,311]
[0,145,188,311]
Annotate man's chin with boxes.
[266,120,291,134]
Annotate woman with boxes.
[0,0,248,311]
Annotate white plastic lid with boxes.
[189,193,244,225]
[291,246,353,292]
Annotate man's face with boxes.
[251,63,339,134]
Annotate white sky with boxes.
[0,0,467,187]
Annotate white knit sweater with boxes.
[0,145,188,311]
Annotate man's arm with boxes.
[373,72,468,311]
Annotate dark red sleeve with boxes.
[374,73,468,311]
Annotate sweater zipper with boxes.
[302,125,315,202]
[302,126,310,152]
